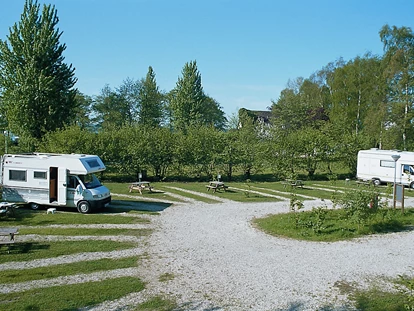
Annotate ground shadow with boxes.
[105,199,172,213]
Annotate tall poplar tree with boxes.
[380,24,414,150]
[0,0,77,140]
[138,66,163,127]
[170,60,206,131]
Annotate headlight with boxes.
[93,194,103,199]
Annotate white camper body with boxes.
[0,153,111,213]
[357,149,414,187]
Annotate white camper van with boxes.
[0,153,111,213]
[357,148,414,188]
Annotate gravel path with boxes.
[132,199,414,311]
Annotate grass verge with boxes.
[0,276,145,311]
[0,256,139,284]
[19,227,152,237]
[1,208,150,226]
[0,240,136,263]
[134,296,177,311]
[254,208,414,242]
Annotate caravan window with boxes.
[9,170,26,181]
[380,160,395,168]
[34,171,47,179]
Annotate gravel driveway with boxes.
[135,199,414,311]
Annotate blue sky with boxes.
[1,0,414,116]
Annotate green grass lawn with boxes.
[0,240,137,263]
[0,256,139,284]
[0,208,150,226]
[19,227,152,236]
[254,208,414,242]
[104,180,414,205]
[1,276,145,311]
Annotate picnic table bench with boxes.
[0,227,19,253]
[129,181,154,194]
[281,179,304,188]
[356,180,374,187]
[206,181,228,193]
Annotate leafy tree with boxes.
[73,91,93,130]
[234,110,263,179]
[0,0,77,141]
[328,55,385,138]
[116,77,141,123]
[138,66,164,127]
[38,125,95,154]
[170,60,206,130]
[144,126,175,179]
[92,84,133,129]
[380,24,414,150]
[169,60,225,131]
[202,95,227,131]
[174,125,221,179]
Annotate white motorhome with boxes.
[0,153,111,213]
[357,148,414,188]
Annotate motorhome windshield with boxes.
[79,174,102,189]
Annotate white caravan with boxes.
[357,148,414,188]
[0,153,111,213]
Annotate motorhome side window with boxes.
[34,171,47,179]
[380,160,395,168]
[9,170,26,181]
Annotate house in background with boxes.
[238,108,272,134]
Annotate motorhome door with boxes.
[58,167,67,205]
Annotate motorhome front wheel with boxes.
[30,203,40,210]
[77,201,91,214]
[372,179,381,186]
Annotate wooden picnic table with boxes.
[356,180,375,187]
[206,181,228,193]
[281,179,304,188]
[129,181,154,194]
[0,227,19,253]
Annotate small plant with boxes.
[244,179,252,198]
[159,273,175,282]
[333,188,381,230]
[289,193,304,228]
[327,173,338,185]
[309,206,327,234]
[397,274,414,311]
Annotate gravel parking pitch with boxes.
[135,199,414,311]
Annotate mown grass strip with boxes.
[0,276,144,311]
[1,209,149,226]
[19,227,152,237]
[134,296,177,311]
[0,256,138,284]
[0,240,136,264]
